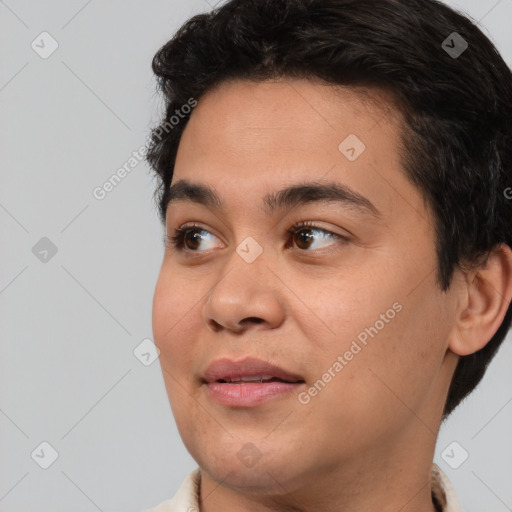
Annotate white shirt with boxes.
[145,463,462,512]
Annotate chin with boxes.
[186,435,307,494]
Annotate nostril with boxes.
[208,319,223,333]
[246,317,264,324]
[207,317,264,333]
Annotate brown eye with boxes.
[167,225,220,252]
[293,228,316,250]
[183,229,203,250]
[288,222,345,251]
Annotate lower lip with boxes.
[204,381,303,407]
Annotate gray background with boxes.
[0,0,510,510]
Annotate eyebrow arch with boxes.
[164,178,381,219]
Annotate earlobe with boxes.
[449,243,512,357]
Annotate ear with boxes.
[449,243,512,356]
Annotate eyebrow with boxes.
[164,178,381,219]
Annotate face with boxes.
[152,78,460,495]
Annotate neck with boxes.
[199,425,441,512]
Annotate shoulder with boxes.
[431,463,463,512]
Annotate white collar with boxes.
[146,463,462,512]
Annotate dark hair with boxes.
[146,0,512,418]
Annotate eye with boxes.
[165,223,221,252]
[165,221,347,254]
[287,221,346,251]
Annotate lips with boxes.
[202,357,304,384]
[219,375,284,383]
[202,357,305,407]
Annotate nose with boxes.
[201,259,285,334]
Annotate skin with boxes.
[152,78,512,512]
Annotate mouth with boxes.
[216,375,302,384]
[202,357,306,407]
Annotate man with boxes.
[145,0,512,510]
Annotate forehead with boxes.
[180,78,402,155]
[170,78,429,226]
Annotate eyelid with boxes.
[167,220,350,254]
[289,220,352,240]
[165,222,225,252]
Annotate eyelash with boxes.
[165,221,347,254]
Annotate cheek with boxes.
[152,269,200,369]
[299,272,449,424]
[295,264,400,355]
[152,273,203,430]
[370,303,448,415]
